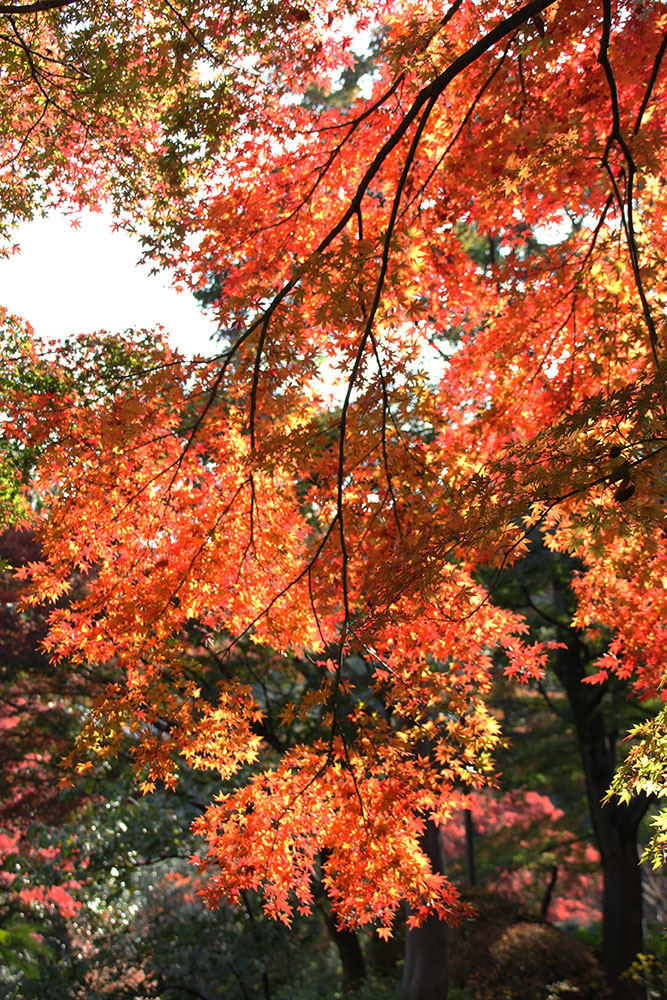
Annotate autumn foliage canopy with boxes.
[1,0,667,936]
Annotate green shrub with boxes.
[274,977,399,1000]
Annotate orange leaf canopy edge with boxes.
[2,0,667,926]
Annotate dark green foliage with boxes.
[273,976,400,1000]
[2,773,338,1000]
[0,915,54,983]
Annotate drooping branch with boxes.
[336,92,438,628]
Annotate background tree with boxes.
[483,540,658,999]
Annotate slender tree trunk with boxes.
[539,863,558,921]
[596,818,645,1000]
[463,808,476,887]
[402,818,449,1000]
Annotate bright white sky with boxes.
[0,210,219,358]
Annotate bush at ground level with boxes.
[450,889,609,1000]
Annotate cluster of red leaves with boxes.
[441,789,602,924]
[1,0,666,928]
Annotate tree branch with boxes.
[0,0,76,14]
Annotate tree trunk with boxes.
[463,808,476,887]
[596,818,645,1000]
[322,913,366,988]
[318,851,366,989]
[555,642,649,1000]
[402,818,449,1000]
[577,714,647,1000]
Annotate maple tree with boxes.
[1,1,667,998]
[441,788,602,924]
